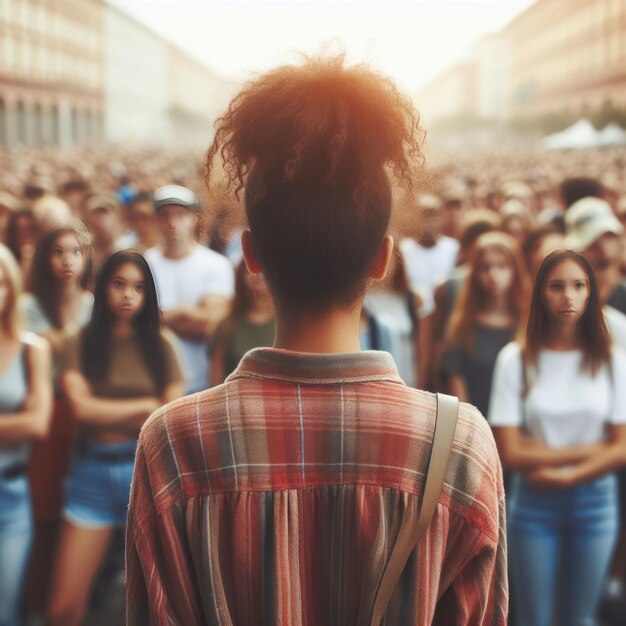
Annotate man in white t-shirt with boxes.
[565,196,626,351]
[145,185,234,393]
[400,193,460,304]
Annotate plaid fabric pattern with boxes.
[126,348,508,625]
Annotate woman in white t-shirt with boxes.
[489,249,626,626]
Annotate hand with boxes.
[581,442,607,459]
[524,466,578,489]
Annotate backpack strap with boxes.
[369,392,459,626]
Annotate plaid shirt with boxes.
[126,348,508,625]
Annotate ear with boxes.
[241,229,263,274]
[369,234,394,281]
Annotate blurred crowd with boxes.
[0,142,626,625]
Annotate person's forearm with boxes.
[34,328,67,355]
[69,395,157,427]
[569,443,626,484]
[0,410,49,440]
[168,309,229,341]
[505,439,602,470]
[168,313,211,340]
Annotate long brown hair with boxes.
[447,231,530,352]
[29,219,92,328]
[523,249,610,375]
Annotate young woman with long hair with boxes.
[210,259,275,385]
[443,231,530,416]
[489,249,626,626]
[125,56,507,624]
[47,250,184,626]
[0,244,52,626]
[23,219,94,622]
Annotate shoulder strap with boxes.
[369,392,459,626]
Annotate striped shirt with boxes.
[126,348,507,625]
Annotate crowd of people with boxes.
[0,60,626,625]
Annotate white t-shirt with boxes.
[145,244,235,393]
[400,235,459,299]
[488,341,626,448]
[364,291,417,386]
[604,305,626,352]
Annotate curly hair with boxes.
[206,54,425,311]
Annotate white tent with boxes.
[542,119,600,150]
[597,123,626,147]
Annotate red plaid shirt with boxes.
[126,348,507,625]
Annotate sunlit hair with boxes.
[206,54,425,312]
[28,218,92,328]
[81,250,167,392]
[447,232,530,352]
[0,243,23,339]
[523,249,610,375]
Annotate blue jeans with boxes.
[508,473,619,626]
[0,471,33,626]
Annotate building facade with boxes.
[415,62,477,127]
[506,0,626,119]
[0,0,104,145]
[417,0,626,125]
[0,0,234,146]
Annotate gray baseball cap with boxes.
[153,184,199,213]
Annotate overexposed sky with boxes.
[108,0,534,92]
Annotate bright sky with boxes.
[108,0,534,93]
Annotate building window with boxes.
[16,101,26,143]
[71,106,78,143]
[0,98,6,145]
[49,104,59,144]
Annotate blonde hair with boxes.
[0,244,23,339]
[447,231,530,352]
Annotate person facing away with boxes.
[125,55,508,626]
[144,185,235,394]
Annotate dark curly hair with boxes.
[206,54,425,311]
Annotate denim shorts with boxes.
[63,440,137,529]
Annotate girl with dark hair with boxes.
[210,259,274,385]
[489,249,626,626]
[443,232,530,416]
[126,56,507,624]
[0,244,52,626]
[47,250,184,626]
[23,219,94,623]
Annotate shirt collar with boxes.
[226,347,404,385]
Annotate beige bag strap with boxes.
[369,392,459,626]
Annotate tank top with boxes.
[0,341,30,468]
